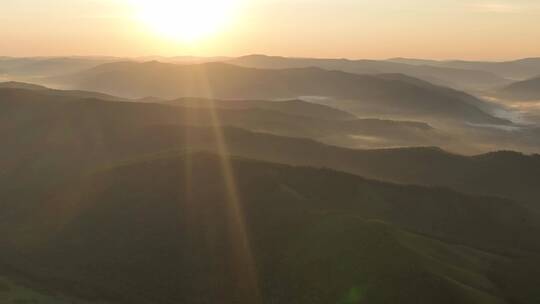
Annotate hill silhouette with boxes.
[0,56,116,77]
[0,87,538,209]
[0,87,446,151]
[54,61,509,125]
[496,76,540,101]
[165,97,357,120]
[231,54,510,90]
[389,57,540,80]
[0,81,125,101]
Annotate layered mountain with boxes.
[0,87,444,150]
[0,81,125,101]
[0,81,48,90]
[165,97,357,120]
[390,57,540,80]
[495,76,540,101]
[4,55,540,87]
[53,61,508,125]
[2,87,540,303]
[105,125,540,208]
[231,54,510,90]
[0,56,117,77]
[0,87,538,208]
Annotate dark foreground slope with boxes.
[2,153,540,304]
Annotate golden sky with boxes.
[2,0,540,60]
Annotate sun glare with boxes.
[130,0,242,42]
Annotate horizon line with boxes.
[2,53,540,63]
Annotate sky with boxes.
[1,0,540,60]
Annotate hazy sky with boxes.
[2,0,540,60]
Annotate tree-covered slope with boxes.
[2,153,540,304]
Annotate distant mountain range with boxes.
[231,54,511,90]
[4,54,540,88]
[0,81,125,101]
[390,57,540,80]
[0,56,116,77]
[164,97,357,120]
[495,76,540,101]
[50,61,508,125]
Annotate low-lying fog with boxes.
[301,95,540,155]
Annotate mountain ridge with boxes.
[496,76,540,101]
[52,61,509,125]
[231,54,511,89]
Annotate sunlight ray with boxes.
[180,63,262,303]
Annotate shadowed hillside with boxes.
[0,81,125,101]
[0,87,538,210]
[0,87,446,151]
[2,153,540,304]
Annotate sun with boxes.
[130,0,242,42]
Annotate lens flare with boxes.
[130,0,242,42]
